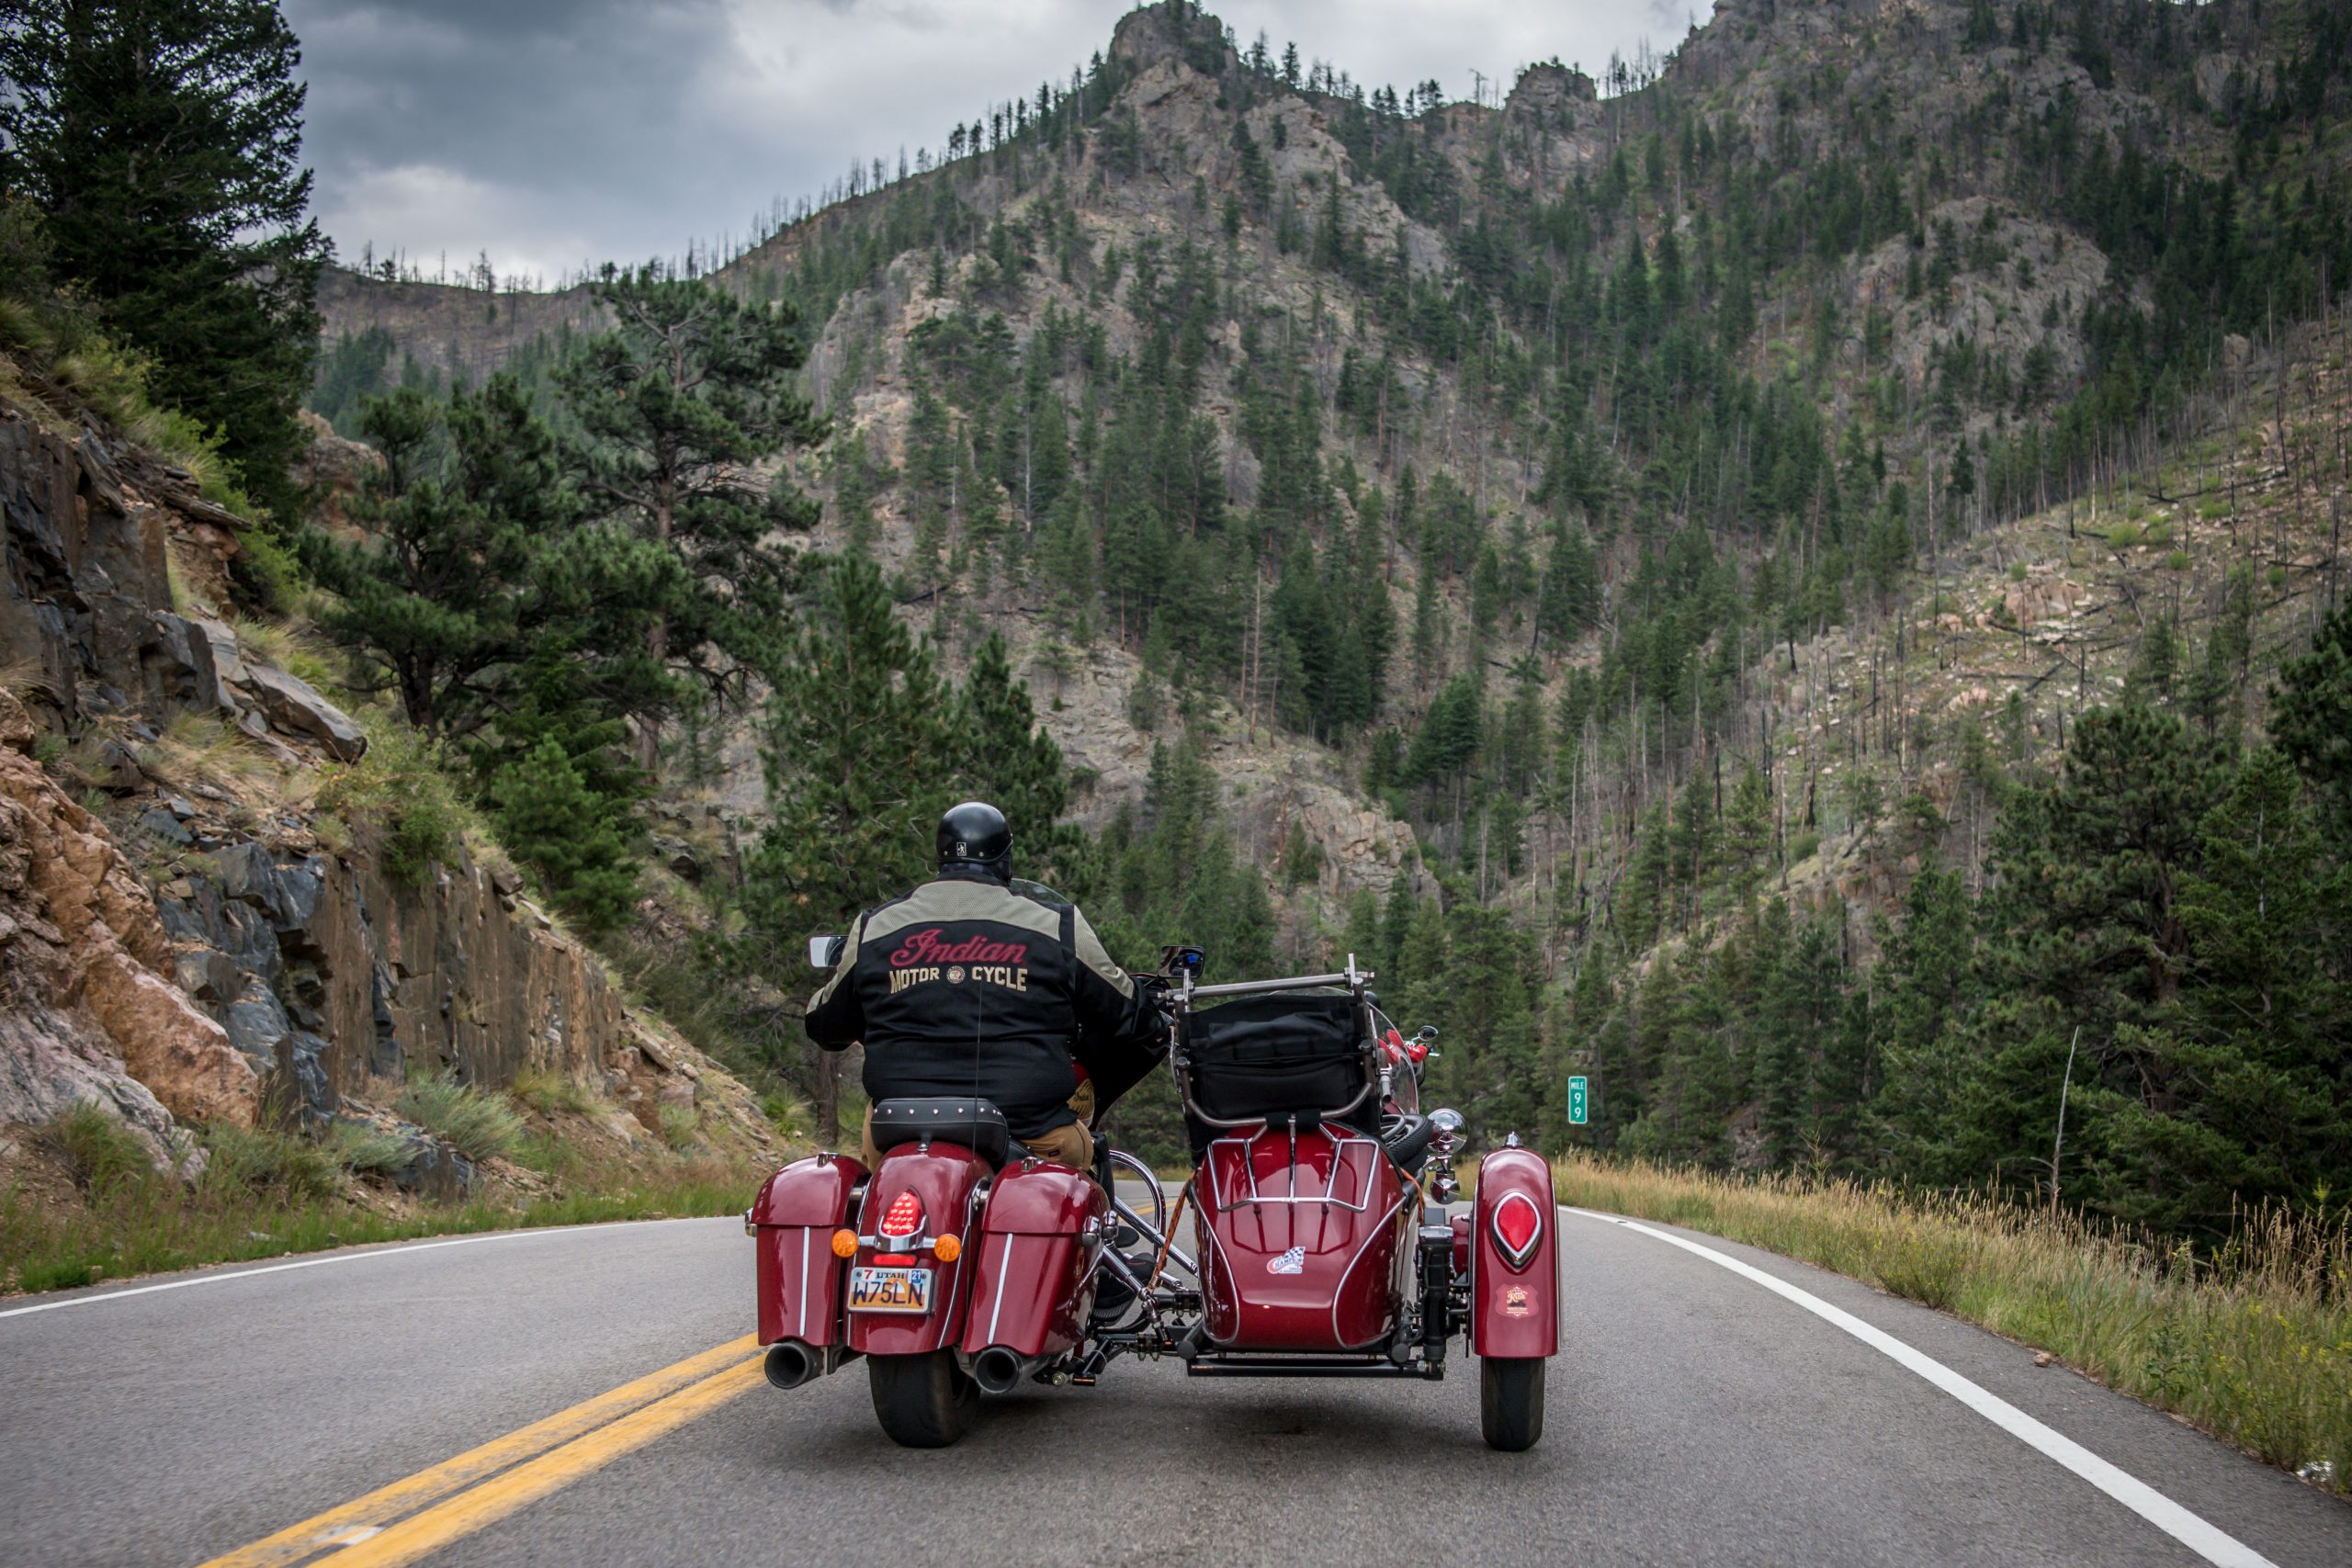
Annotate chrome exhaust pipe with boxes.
[969,1347,1044,1394]
[763,1341,818,1390]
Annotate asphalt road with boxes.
[3,1203,2346,1568]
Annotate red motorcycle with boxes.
[748,947,1561,1450]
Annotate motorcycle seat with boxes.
[869,1097,1011,1166]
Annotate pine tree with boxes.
[2275,599,2352,850]
[307,378,563,738]
[956,633,1088,886]
[0,0,330,522]
[487,737,639,933]
[746,556,955,1140]
[1724,761,1774,905]
[560,272,821,770]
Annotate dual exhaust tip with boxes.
[968,1346,1046,1394]
[763,1340,1038,1394]
[763,1341,841,1390]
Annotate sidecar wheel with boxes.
[1479,1356,1545,1451]
[868,1350,977,1448]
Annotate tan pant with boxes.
[860,1098,1094,1169]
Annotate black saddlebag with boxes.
[1182,992,1374,1151]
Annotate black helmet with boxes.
[937,800,1012,881]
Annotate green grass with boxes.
[1555,1155,2351,1496]
[0,1155,763,1297]
[37,1104,159,1197]
[394,1076,526,1163]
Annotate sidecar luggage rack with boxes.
[1168,956,1384,1156]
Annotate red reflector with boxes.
[1492,1193,1543,1269]
[878,1190,924,1239]
[872,1253,915,1267]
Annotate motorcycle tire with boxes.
[868,1350,978,1449]
[1479,1356,1545,1452]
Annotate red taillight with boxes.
[1492,1193,1543,1269]
[878,1190,924,1240]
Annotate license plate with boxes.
[848,1265,933,1314]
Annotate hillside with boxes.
[0,370,783,1289]
[300,0,2352,1219]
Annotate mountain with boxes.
[301,0,2351,1222]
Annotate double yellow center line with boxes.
[197,1336,766,1568]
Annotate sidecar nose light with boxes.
[1492,1193,1544,1269]
[831,1229,858,1258]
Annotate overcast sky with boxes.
[283,0,1710,288]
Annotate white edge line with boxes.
[1564,1208,2278,1568]
[0,1217,715,1321]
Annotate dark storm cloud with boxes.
[286,1,1713,287]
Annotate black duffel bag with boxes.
[1182,991,1370,1129]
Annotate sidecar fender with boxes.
[1469,1147,1560,1359]
[751,1154,866,1348]
[959,1163,1106,1359]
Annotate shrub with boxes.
[2106,521,2143,549]
[658,1103,701,1152]
[2007,561,2029,581]
[38,1104,153,1197]
[317,720,468,886]
[2143,519,2174,547]
[2167,550,2192,571]
[512,1066,598,1117]
[394,1075,525,1163]
[760,1090,810,1141]
[321,1121,413,1179]
[198,1123,342,1203]
[1786,829,1822,864]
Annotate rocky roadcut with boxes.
[1,406,775,1276]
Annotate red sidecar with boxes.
[748,955,1563,1450]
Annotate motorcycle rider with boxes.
[804,800,1164,1169]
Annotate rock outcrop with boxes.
[0,687,261,1168]
[2,396,773,1180]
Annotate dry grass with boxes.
[136,711,283,795]
[1555,1155,2351,1495]
[0,1148,763,1297]
[512,1067,600,1118]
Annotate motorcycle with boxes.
[747,943,1562,1450]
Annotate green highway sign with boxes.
[1567,1075,1589,1126]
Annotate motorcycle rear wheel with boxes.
[868,1350,978,1448]
[1479,1356,1545,1451]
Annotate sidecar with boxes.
[1168,963,1561,1449]
[750,952,1562,1451]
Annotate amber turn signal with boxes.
[831,1228,858,1258]
[932,1234,961,1263]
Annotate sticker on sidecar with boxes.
[1266,1246,1306,1275]
[849,1265,934,1313]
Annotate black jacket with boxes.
[803,868,1164,1136]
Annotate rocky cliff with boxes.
[1,398,773,1188]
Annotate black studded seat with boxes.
[869,1097,1012,1166]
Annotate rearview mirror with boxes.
[808,934,844,969]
